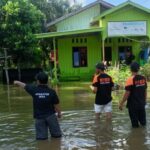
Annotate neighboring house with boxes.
[36,0,150,81]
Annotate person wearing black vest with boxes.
[91,63,114,119]
[14,72,62,140]
[119,62,147,128]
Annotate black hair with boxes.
[130,62,140,72]
[95,62,105,71]
[35,72,48,84]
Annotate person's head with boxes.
[130,62,140,73]
[35,72,48,84]
[95,62,105,73]
[126,49,132,57]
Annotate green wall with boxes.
[104,37,142,64]
[56,5,150,80]
[56,4,100,32]
[100,5,150,64]
[58,35,101,80]
[101,6,150,39]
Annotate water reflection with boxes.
[37,139,61,150]
[0,82,149,149]
[127,128,148,150]
[7,85,11,112]
[94,119,113,149]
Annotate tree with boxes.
[30,0,82,23]
[0,0,45,81]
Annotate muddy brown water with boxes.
[0,82,150,150]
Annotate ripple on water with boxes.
[0,108,150,149]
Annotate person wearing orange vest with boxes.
[119,62,147,128]
[91,63,114,119]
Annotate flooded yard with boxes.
[0,82,150,150]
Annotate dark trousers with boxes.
[35,114,62,140]
[128,107,146,128]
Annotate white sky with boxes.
[74,0,150,8]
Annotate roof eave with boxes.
[35,27,103,39]
[93,1,150,21]
[46,0,114,28]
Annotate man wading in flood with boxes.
[119,62,147,128]
[14,72,62,140]
[91,63,114,119]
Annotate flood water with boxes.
[0,82,150,150]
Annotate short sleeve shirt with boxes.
[25,84,59,119]
[92,73,114,105]
[125,75,147,108]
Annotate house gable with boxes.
[47,0,113,32]
[93,1,150,39]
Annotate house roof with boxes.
[93,1,150,21]
[35,27,102,39]
[46,0,114,28]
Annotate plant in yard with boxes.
[106,64,131,88]
[140,62,150,81]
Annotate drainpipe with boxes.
[53,37,58,81]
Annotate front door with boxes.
[118,46,132,63]
[105,47,112,65]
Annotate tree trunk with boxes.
[4,49,9,85]
[17,62,21,81]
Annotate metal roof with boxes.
[35,27,102,39]
[93,1,150,21]
[46,0,114,28]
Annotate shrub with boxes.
[106,64,131,88]
[140,62,150,81]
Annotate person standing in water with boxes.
[91,63,114,119]
[14,72,62,140]
[119,62,147,128]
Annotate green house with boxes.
[36,0,150,81]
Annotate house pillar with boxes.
[53,37,57,81]
[102,38,105,62]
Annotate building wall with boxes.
[104,37,141,64]
[55,4,150,80]
[101,6,150,39]
[56,4,101,32]
[57,34,101,80]
[100,6,150,64]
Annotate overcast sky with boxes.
[78,0,150,8]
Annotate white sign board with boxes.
[108,21,147,37]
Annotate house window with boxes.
[73,47,87,67]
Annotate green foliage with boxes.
[30,0,82,22]
[106,65,131,87]
[140,62,150,81]
[0,0,45,68]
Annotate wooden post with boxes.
[4,48,9,85]
[7,85,11,112]
[53,37,57,81]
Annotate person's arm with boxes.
[119,91,130,110]
[91,74,99,93]
[145,80,147,104]
[54,104,62,118]
[14,80,26,88]
[145,90,147,103]
[90,85,97,93]
[93,87,97,93]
